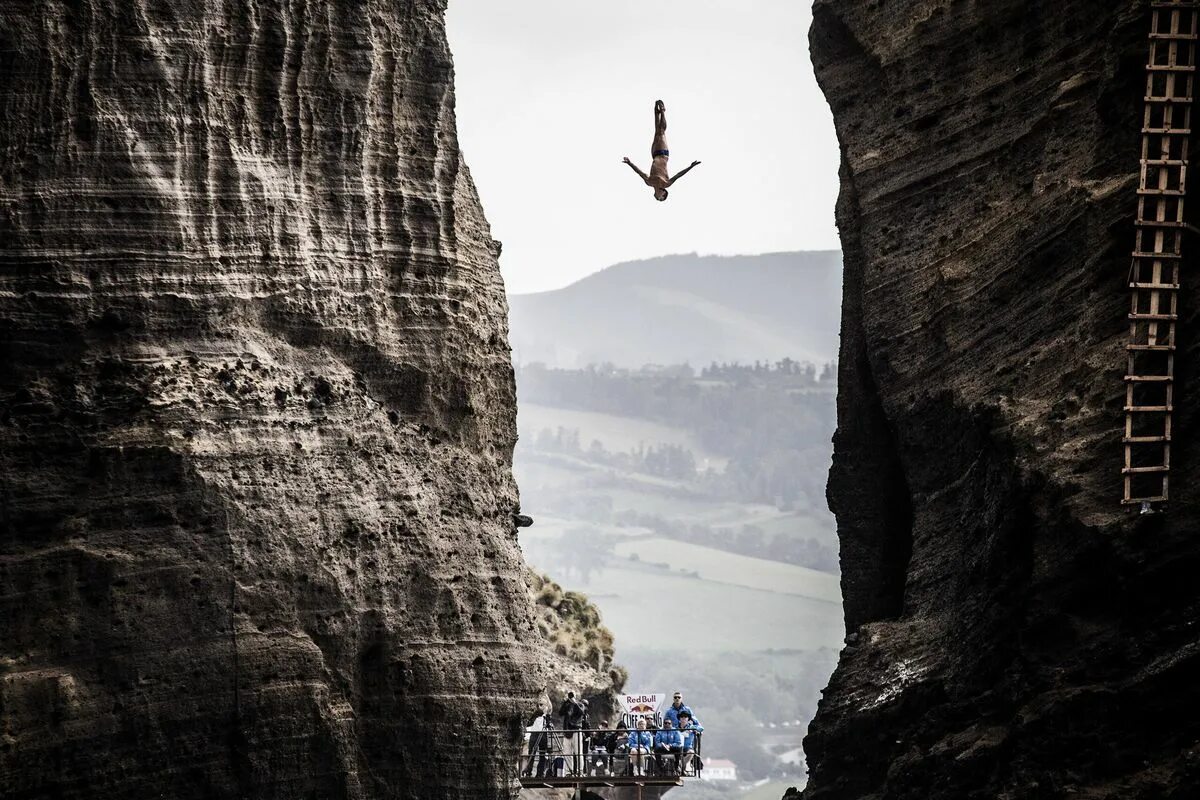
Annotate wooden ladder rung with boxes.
[1121,495,1168,505]
[1122,10,1191,509]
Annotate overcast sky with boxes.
[445,0,840,295]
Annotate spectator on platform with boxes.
[627,718,653,776]
[558,692,587,775]
[678,712,704,772]
[606,719,630,777]
[663,692,693,728]
[654,718,685,774]
[606,719,629,754]
[523,707,555,777]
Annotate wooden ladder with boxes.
[1124,0,1200,508]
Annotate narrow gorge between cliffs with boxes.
[8,2,1196,800]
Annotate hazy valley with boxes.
[510,251,843,793]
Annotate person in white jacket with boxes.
[523,707,554,777]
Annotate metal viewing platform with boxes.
[517,726,702,793]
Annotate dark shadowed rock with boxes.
[804,1,1200,799]
[0,2,544,798]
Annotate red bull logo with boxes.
[621,692,663,714]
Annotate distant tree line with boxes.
[518,446,838,573]
[533,427,699,481]
[621,512,838,573]
[699,358,836,383]
[516,360,837,516]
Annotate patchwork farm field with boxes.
[519,402,726,469]
[582,564,842,651]
[516,423,843,653]
[612,538,841,603]
[516,464,836,548]
[520,525,842,652]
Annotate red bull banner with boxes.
[620,692,665,716]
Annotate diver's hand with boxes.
[623,157,633,165]
[691,160,701,167]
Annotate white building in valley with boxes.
[701,759,738,782]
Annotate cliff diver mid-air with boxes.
[622,100,701,201]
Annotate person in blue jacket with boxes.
[678,712,704,773]
[663,691,693,728]
[654,718,685,775]
[627,718,653,776]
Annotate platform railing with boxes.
[519,726,703,781]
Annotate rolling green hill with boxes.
[508,251,842,368]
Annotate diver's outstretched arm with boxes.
[667,160,701,186]
[623,157,650,181]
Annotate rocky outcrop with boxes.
[0,2,543,798]
[806,2,1200,798]
[527,573,624,719]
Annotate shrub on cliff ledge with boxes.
[528,573,616,672]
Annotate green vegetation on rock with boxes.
[529,572,619,680]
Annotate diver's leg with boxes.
[652,101,668,154]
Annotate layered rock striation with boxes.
[0,2,543,797]
[806,2,1200,798]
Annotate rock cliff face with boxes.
[806,2,1200,798]
[0,2,543,798]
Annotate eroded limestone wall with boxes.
[0,2,542,797]
[806,2,1200,798]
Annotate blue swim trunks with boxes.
[653,149,669,157]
